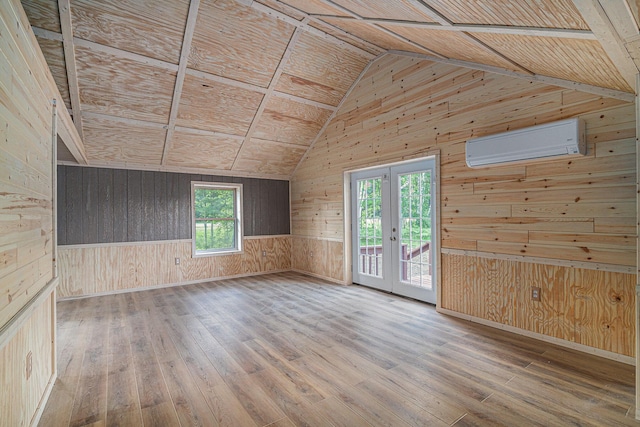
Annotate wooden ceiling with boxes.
[21,0,640,179]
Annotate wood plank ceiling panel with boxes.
[166,131,242,170]
[75,45,176,123]
[82,116,167,164]
[70,0,190,64]
[277,0,351,16]
[381,26,522,71]
[275,31,375,106]
[34,36,71,110]
[253,97,333,145]
[255,0,308,20]
[319,17,430,55]
[474,34,634,92]
[20,0,60,32]
[423,0,589,29]
[233,138,308,176]
[188,0,295,88]
[176,74,264,135]
[331,0,437,21]
[307,20,384,55]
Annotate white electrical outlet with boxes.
[262,250,267,257]
[175,258,180,265]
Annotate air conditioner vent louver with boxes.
[465,118,586,168]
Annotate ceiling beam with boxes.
[312,0,445,57]
[571,0,638,90]
[231,25,305,170]
[250,1,380,57]
[57,0,84,141]
[402,0,533,74]
[312,15,597,40]
[161,0,201,165]
[389,50,635,102]
[33,26,339,113]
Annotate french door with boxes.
[351,158,437,304]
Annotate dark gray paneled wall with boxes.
[57,166,290,245]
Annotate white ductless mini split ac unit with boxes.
[465,118,586,168]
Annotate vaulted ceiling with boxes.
[21,0,640,179]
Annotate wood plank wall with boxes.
[0,0,60,424]
[57,166,290,245]
[57,236,291,298]
[291,53,636,356]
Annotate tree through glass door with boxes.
[351,158,437,304]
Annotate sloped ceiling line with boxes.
[251,1,380,57]
[291,51,385,177]
[57,0,83,140]
[161,0,202,165]
[390,49,635,102]
[309,16,597,40]
[388,0,535,74]
[572,0,639,90]
[231,25,306,170]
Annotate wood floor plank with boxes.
[41,272,640,427]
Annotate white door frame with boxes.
[343,152,441,306]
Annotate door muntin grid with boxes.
[398,171,432,289]
[357,177,383,278]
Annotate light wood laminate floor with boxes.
[40,272,638,426]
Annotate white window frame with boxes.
[191,181,243,257]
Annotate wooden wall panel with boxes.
[442,252,636,357]
[0,292,55,426]
[291,237,343,282]
[1,1,61,425]
[57,236,291,298]
[57,166,290,244]
[291,54,636,356]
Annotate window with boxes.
[192,182,243,256]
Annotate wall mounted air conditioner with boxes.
[465,118,585,168]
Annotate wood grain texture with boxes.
[233,139,308,176]
[329,0,437,21]
[442,252,636,357]
[381,26,520,71]
[167,131,242,170]
[322,17,428,53]
[82,116,167,165]
[424,0,589,29]
[57,236,292,298]
[291,54,636,357]
[188,0,294,88]
[75,45,176,123]
[1,292,55,427]
[176,74,263,136]
[34,36,71,110]
[275,31,371,106]
[474,34,633,92]
[253,97,333,145]
[41,272,639,426]
[70,0,190,64]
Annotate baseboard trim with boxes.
[57,270,291,301]
[437,307,635,366]
[31,371,57,427]
[290,269,347,285]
